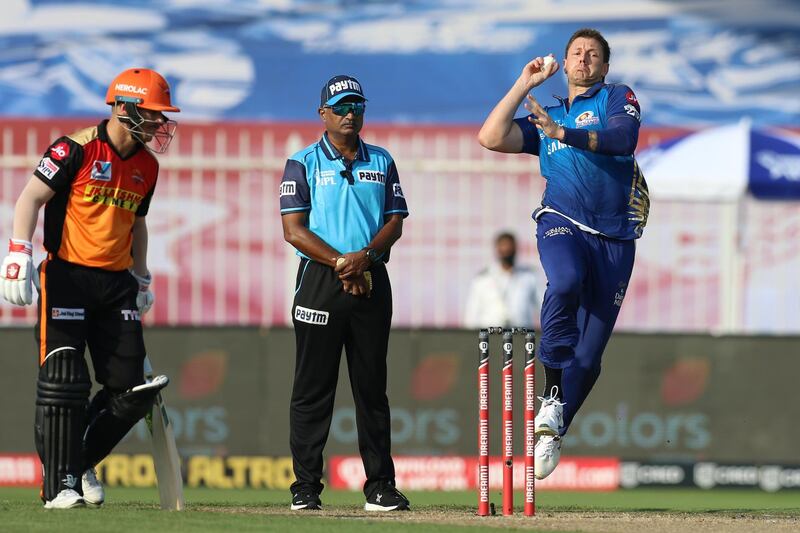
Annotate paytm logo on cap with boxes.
[329,78,361,96]
[322,75,365,106]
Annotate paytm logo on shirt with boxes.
[280,181,296,197]
[357,170,385,184]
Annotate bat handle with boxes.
[143,355,154,381]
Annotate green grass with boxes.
[1,487,798,532]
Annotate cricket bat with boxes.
[144,355,185,511]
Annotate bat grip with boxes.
[143,355,154,381]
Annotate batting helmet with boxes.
[105,68,180,112]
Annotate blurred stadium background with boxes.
[2,0,800,505]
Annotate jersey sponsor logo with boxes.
[626,90,638,105]
[84,185,143,212]
[49,142,70,160]
[357,170,386,184]
[36,157,59,180]
[392,183,405,198]
[315,169,336,187]
[624,103,641,122]
[575,111,600,128]
[546,139,568,156]
[91,160,113,181]
[543,226,573,238]
[115,83,148,95]
[280,181,296,197]
[51,307,85,320]
[294,305,329,325]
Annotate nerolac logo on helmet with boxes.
[115,84,148,95]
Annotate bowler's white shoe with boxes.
[535,386,565,436]
[82,468,105,506]
[43,488,85,509]
[535,435,562,480]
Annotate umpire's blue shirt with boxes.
[515,82,649,240]
[279,133,409,258]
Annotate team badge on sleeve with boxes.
[280,181,297,197]
[392,184,404,198]
[37,157,59,180]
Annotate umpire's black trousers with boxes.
[289,258,395,497]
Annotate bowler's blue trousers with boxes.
[535,213,636,435]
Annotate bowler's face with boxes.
[564,37,609,87]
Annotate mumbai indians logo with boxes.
[575,110,600,127]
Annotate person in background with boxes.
[463,231,540,329]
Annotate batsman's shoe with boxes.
[82,468,104,506]
[364,482,410,512]
[535,386,565,436]
[44,489,85,509]
[290,490,322,510]
[535,435,562,480]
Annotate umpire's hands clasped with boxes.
[334,251,371,279]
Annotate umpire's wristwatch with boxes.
[364,247,379,263]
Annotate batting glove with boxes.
[1,239,35,306]
[131,270,154,315]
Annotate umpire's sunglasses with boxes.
[325,102,366,116]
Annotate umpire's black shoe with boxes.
[364,482,410,512]
[290,490,322,510]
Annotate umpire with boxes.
[280,75,410,512]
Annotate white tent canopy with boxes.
[638,121,751,201]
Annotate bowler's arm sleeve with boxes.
[513,116,542,156]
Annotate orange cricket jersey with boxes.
[33,120,159,271]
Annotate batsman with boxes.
[0,68,178,508]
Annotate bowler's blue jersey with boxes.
[279,133,409,258]
[515,82,649,240]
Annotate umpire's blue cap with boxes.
[321,75,366,106]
